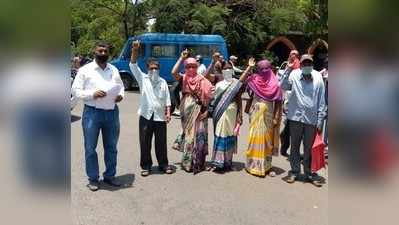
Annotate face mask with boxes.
[257,67,271,77]
[302,66,313,75]
[148,69,159,82]
[222,69,233,81]
[95,54,109,64]
[186,67,197,77]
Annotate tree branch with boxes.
[86,0,123,16]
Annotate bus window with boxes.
[183,45,210,57]
[209,45,220,55]
[123,41,144,59]
[151,45,177,58]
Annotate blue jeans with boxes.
[82,105,120,182]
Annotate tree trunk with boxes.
[123,0,129,40]
[123,18,129,40]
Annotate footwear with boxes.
[284,174,297,183]
[306,177,323,187]
[212,167,225,174]
[182,165,193,173]
[224,165,232,172]
[280,151,289,157]
[173,110,180,116]
[159,165,174,174]
[268,171,276,177]
[141,169,151,177]
[193,166,205,175]
[172,143,180,150]
[103,177,121,187]
[87,180,100,191]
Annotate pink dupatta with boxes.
[182,58,214,105]
[247,60,282,102]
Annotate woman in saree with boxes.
[244,59,283,177]
[210,58,256,172]
[171,50,215,174]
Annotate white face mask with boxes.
[148,69,159,82]
[222,69,233,81]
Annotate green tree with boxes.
[149,0,192,33]
[71,0,328,59]
[71,0,149,57]
[188,3,231,34]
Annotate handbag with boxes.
[311,132,326,172]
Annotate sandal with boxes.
[172,143,180,150]
[182,166,192,173]
[160,165,174,174]
[141,169,151,177]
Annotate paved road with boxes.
[71,91,327,225]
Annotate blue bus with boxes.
[110,33,229,89]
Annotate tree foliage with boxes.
[71,0,328,60]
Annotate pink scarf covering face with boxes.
[182,58,214,105]
[247,60,282,102]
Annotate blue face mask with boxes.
[302,66,313,75]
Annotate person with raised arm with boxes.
[171,50,215,174]
[281,54,326,187]
[209,57,255,172]
[244,59,283,178]
[129,40,174,177]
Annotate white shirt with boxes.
[197,64,207,76]
[72,61,124,110]
[129,62,171,121]
[230,61,243,75]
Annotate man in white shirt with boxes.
[229,55,243,76]
[72,41,124,191]
[130,40,174,177]
[195,55,206,76]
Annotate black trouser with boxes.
[289,120,317,178]
[170,80,181,109]
[280,119,290,154]
[139,115,168,170]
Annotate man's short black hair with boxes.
[95,41,110,49]
[221,60,232,69]
[146,57,160,68]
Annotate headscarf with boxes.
[182,57,214,105]
[288,58,300,69]
[288,50,300,69]
[247,59,283,102]
[183,57,197,67]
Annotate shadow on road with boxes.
[272,166,286,175]
[101,173,135,191]
[281,173,327,184]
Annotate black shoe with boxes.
[87,180,100,191]
[103,177,121,187]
